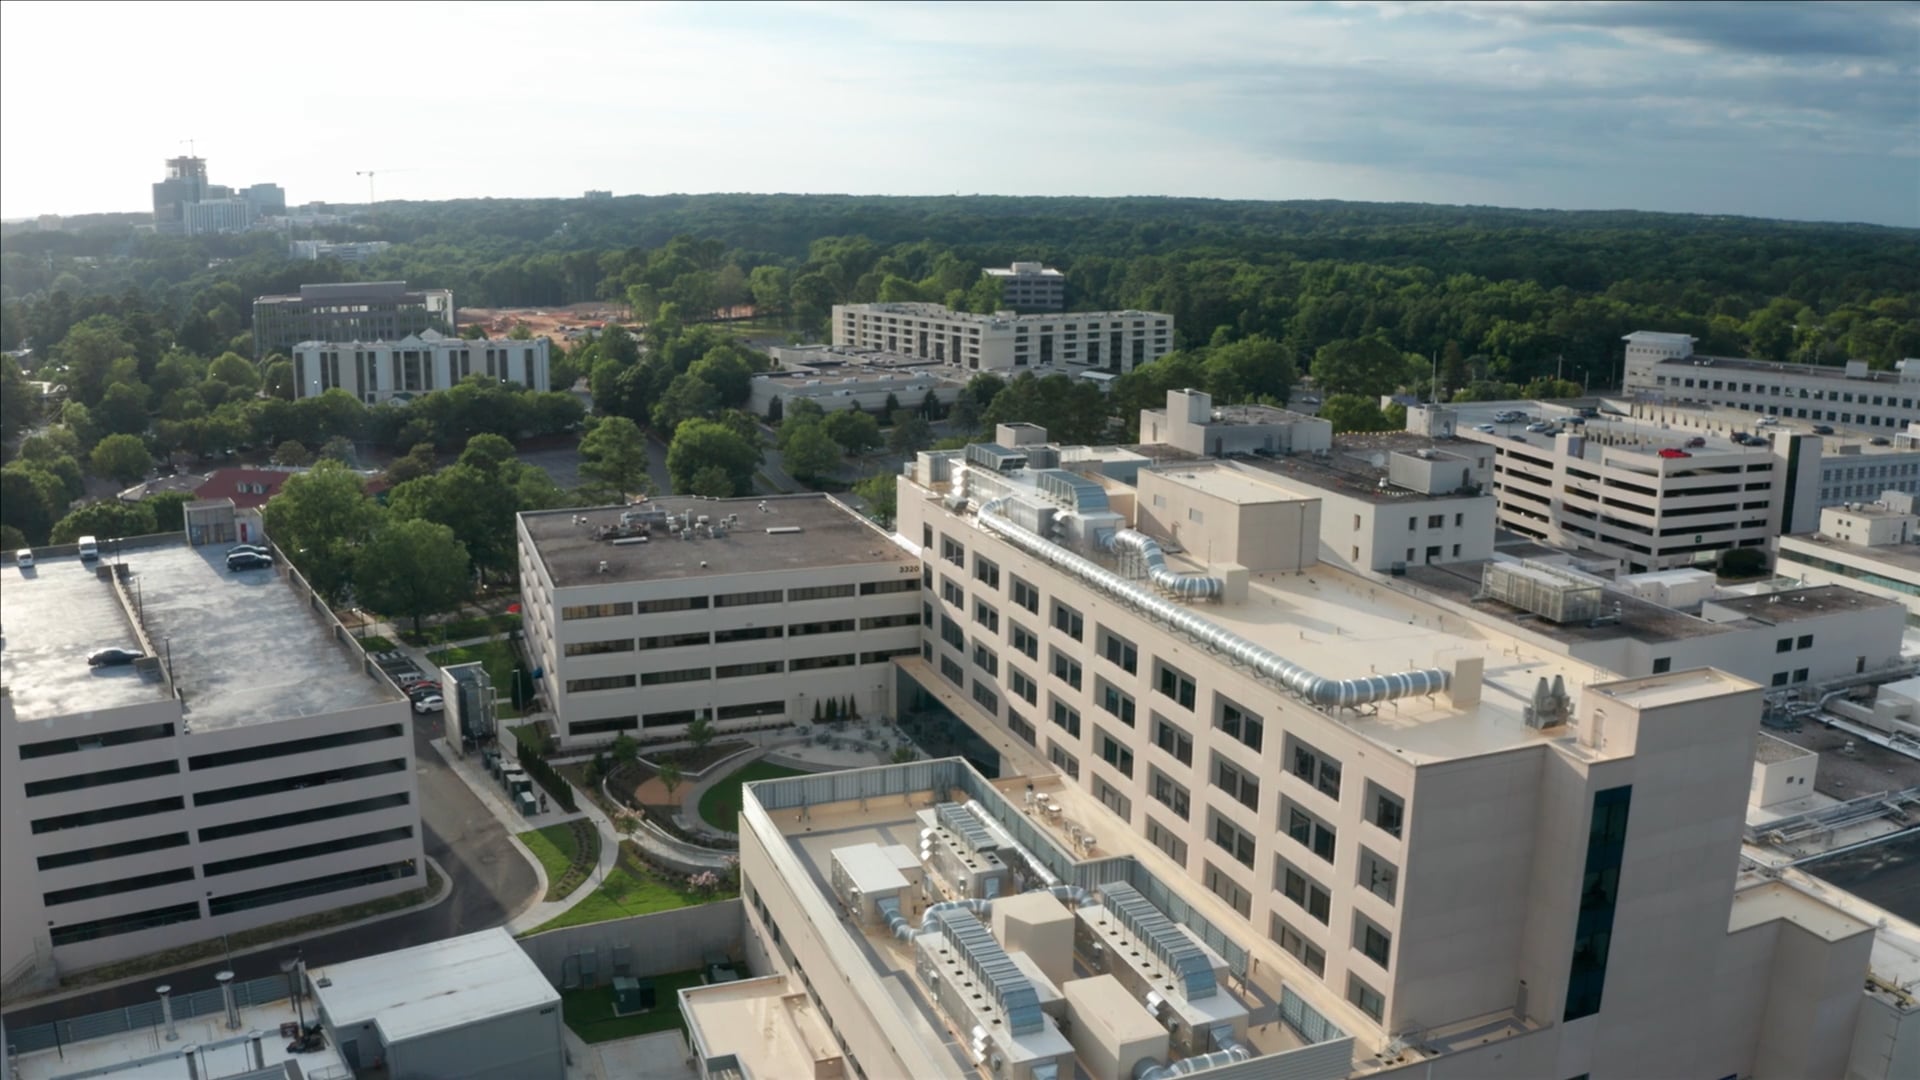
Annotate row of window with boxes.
[559,578,911,621]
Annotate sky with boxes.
[2,0,1916,226]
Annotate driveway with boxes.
[1,722,538,1029]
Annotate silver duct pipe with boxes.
[217,970,240,1030]
[158,984,178,1042]
[974,500,1449,707]
[1042,884,1100,907]
[1105,529,1223,600]
[1132,1026,1253,1079]
[887,896,993,940]
[964,798,1058,888]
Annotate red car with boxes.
[1657,448,1691,459]
[401,679,440,694]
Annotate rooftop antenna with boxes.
[180,138,197,156]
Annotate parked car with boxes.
[1685,436,1706,448]
[412,694,444,713]
[1474,423,1496,433]
[226,551,273,571]
[77,535,99,561]
[15,548,32,569]
[1756,416,1778,426]
[1657,448,1692,458]
[1508,434,1528,442]
[226,544,270,559]
[87,647,143,667]
[1871,437,1892,446]
[401,679,441,694]
[1525,421,1552,433]
[406,685,442,703]
[1812,425,1834,435]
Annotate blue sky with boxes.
[3,0,1915,225]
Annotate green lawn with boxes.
[527,848,729,934]
[427,640,522,718]
[518,821,600,902]
[698,760,808,832]
[561,969,707,1042]
[359,635,395,653]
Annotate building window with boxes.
[1212,754,1261,811]
[1146,817,1188,866]
[562,601,635,620]
[1011,576,1040,613]
[1010,622,1039,660]
[940,655,965,687]
[715,626,781,644]
[973,600,999,632]
[941,578,965,607]
[716,660,784,679]
[1097,680,1137,726]
[1152,715,1193,765]
[1270,915,1326,977]
[1008,711,1036,745]
[1347,975,1385,1022]
[1155,661,1197,710]
[1278,860,1331,923]
[1048,740,1080,779]
[1217,697,1263,752]
[1366,783,1404,838]
[1796,634,1813,649]
[1288,737,1343,800]
[974,556,1000,589]
[1050,697,1081,737]
[640,667,709,686]
[1776,637,1792,653]
[1150,768,1191,819]
[1209,809,1256,868]
[1359,847,1398,904]
[971,680,1000,716]
[941,615,966,650]
[567,637,638,657]
[1051,649,1083,690]
[1010,668,1039,705]
[1565,786,1631,1022]
[1354,915,1393,969]
[789,583,856,602]
[1203,861,1252,917]
[715,589,782,608]
[1096,728,1134,777]
[1099,628,1139,674]
[1651,657,1671,674]
[1094,776,1132,821]
[1285,801,1337,862]
[1052,601,1084,641]
[971,642,1000,677]
[941,535,965,567]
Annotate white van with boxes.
[15,549,32,569]
[77,536,99,560]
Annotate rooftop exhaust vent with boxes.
[1102,881,1217,1000]
[1478,560,1604,624]
[936,801,999,853]
[929,908,1044,1035]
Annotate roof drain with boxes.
[974,498,1449,707]
[1104,529,1223,600]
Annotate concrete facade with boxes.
[754,344,967,417]
[0,543,422,987]
[517,496,922,751]
[252,280,454,357]
[833,302,1173,374]
[1623,330,1920,433]
[983,262,1067,311]
[291,330,549,404]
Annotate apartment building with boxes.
[252,281,454,357]
[1623,330,1920,432]
[1778,492,1920,626]
[832,302,1173,374]
[289,240,392,263]
[691,426,1892,1079]
[1432,402,1821,572]
[0,541,422,988]
[291,330,550,404]
[983,261,1067,311]
[516,495,923,751]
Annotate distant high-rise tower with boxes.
[152,156,209,234]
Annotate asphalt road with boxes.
[2,720,537,1030]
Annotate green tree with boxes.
[273,439,314,466]
[612,733,640,768]
[20,426,80,463]
[579,416,654,497]
[888,412,932,455]
[783,422,842,484]
[1203,334,1296,403]
[355,518,471,634]
[685,715,716,755]
[89,433,151,486]
[261,460,382,601]
[95,382,150,436]
[853,473,897,525]
[687,349,755,406]
[148,491,193,533]
[389,454,561,584]
[1318,394,1394,432]
[385,442,439,486]
[689,464,736,497]
[263,358,296,400]
[1312,337,1405,398]
[765,396,784,423]
[656,761,684,803]
[650,372,721,432]
[1520,377,1583,400]
[0,354,36,443]
[206,352,261,394]
[667,418,761,494]
[0,467,61,545]
[51,500,158,544]
[822,409,881,453]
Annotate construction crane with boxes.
[354,168,422,205]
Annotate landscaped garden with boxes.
[527,842,735,934]
[697,760,808,832]
[517,820,600,902]
[402,611,522,647]
[560,968,707,1042]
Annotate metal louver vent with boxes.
[1103,881,1217,1000]
[931,908,1044,1036]
[936,802,999,854]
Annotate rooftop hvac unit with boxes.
[1479,560,1604,624]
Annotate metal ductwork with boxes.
[1131,1026,1253,1079]
[1042,884,1100,907]
[1105,530,1223,600]
[886,896,992,940]
[974,499,1449,707]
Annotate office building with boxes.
[1622,330,1920,432]
[150,156,209,233]
[253,280,454,357]
[0,540,423,988]
[291,330,549,404]
[1605,399,1920,506]
[150,157,280,236]
[1778,492,1920,626]
[984,261,1068,311]
[289,239,391,263]
[833,302,1173,374]
[753,344,968,416]
[1430,402,1820,572]
[181,197,253,236]
[515,495,924,751]
[241,182,286,217]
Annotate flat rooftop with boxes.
[1781,533,1920,575]
[1400,561,1721,644]
[308,927,557,1042]
[681,975,842,1080]
[9,994,347,1080]
[1450,400,1758,457]
[1238,441,1487,503]
[1654,352,1905,385]
[522,495,905,588]
[1705,585,1901,622]
[1728,881,1876,943]
[3,543,394,727]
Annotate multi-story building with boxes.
[151,156,209,233]
[1606,398,1920,505]
[833,302,1173,374]
[181,197,254,237]
[753,344,968,417]
[241,182,286,217]
[1622,330,1920,432]
[291,330,549,404]
[1433,402,1822,572]
[983,261,1067,311]
[0,539,423,988]
[1778,492,1920,626]
[289,239,391,263]
[252,281,454,357]
[684,423,1904,1079]
[516,495,924,751]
